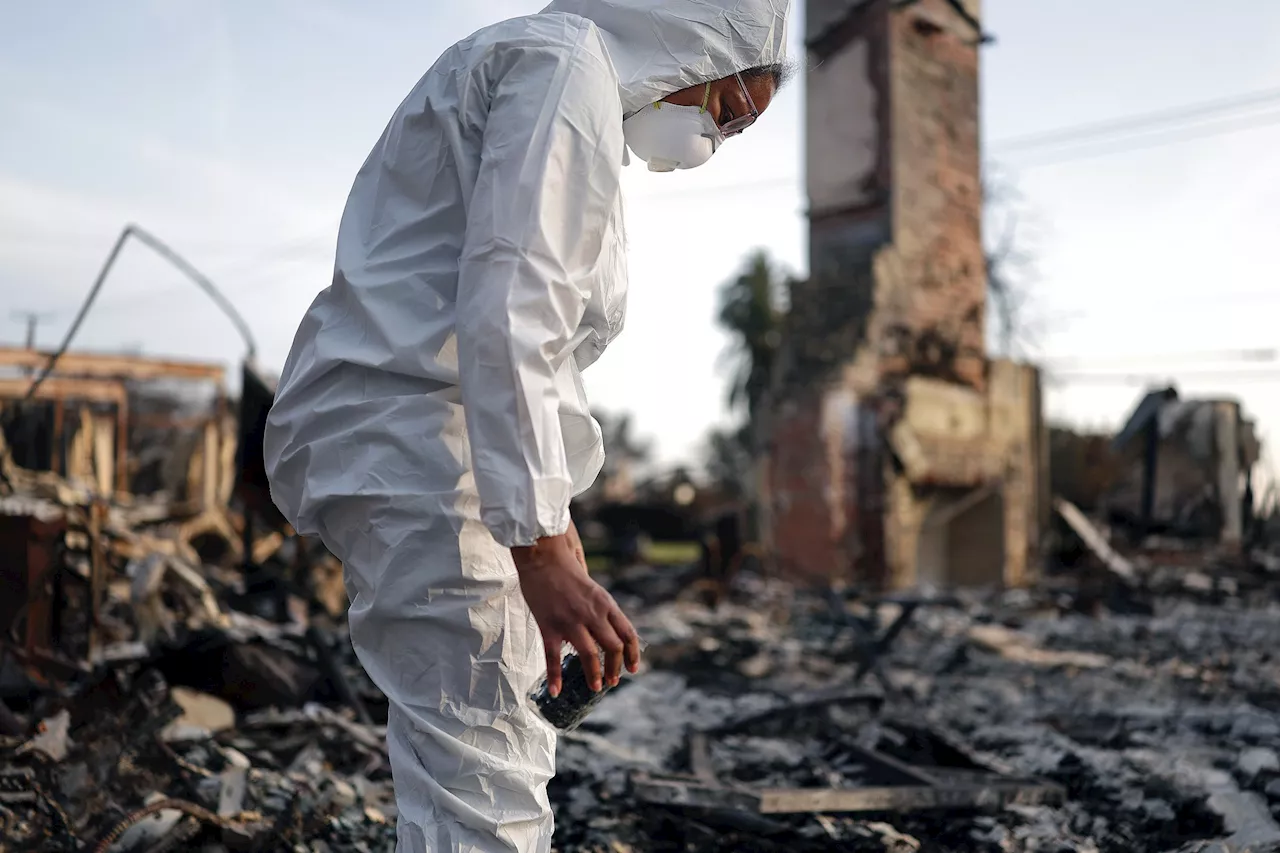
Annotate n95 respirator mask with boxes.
[622,87,725,172]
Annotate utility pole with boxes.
[10,311,56,350]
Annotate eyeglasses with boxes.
[719,71,759,138]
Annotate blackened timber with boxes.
[631,773,1065,815]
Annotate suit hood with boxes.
[540,0,792,114]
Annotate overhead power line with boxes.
[1006,109,1280,167]
[635,83,1280,200]
[1050,369,1280,386]
[1054,290,1280,320]
[1042,348,1278,369]
[58,81,1280,321]
[994,85,1280,152]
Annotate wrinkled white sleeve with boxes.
[456,35,623,548]
[557,358,607,497]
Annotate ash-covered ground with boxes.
[5,560,1280,853]
[550,565,1280,853]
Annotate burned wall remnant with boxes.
[1105,388,1260,547]
[0,348,332,668]
[0,362,350,699]
[771,0,1044,590]
[0,347,234,509]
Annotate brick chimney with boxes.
[767,0,1042,590]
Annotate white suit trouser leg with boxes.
[318,491,557,853]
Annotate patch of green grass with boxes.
[642,540,701,566]
[585,554,613,574]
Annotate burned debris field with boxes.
[0,348,1278,852]
[2,382,1280,853]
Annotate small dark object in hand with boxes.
[532,638,647,732]
[530,649,615,732]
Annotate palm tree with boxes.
[716,250,787,427]
[712,252,790,548]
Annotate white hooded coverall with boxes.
[264,2,790,850]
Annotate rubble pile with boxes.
[0,669,398,851]
[0,427,347,674]
[548,564,1280,853]
[4,426,1280,851]
[0,429,392,852]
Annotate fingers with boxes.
[570,628,604,692]
[544,636,564,698]
[599,620,624,688]
[609,608,642,674]
[542,580,640,698]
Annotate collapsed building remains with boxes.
[768,0,1048,591]
[0,347,346,687]
[1106,388,1261,547]
[0,334,1276,851]
[0,346,235,510]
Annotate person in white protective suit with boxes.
[264,1,793,849]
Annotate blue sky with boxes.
[3,1,1280,480]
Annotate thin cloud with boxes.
[10,95,325,224]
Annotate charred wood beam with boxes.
[632,772,1063,815]
[1054,497,1139,585]
[0,348,225,385]
[851,600,919,685]
[0,377,127,408]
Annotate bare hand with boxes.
[564,519,588,570]
[512,526,641,697]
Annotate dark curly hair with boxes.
[740,59,801,90]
